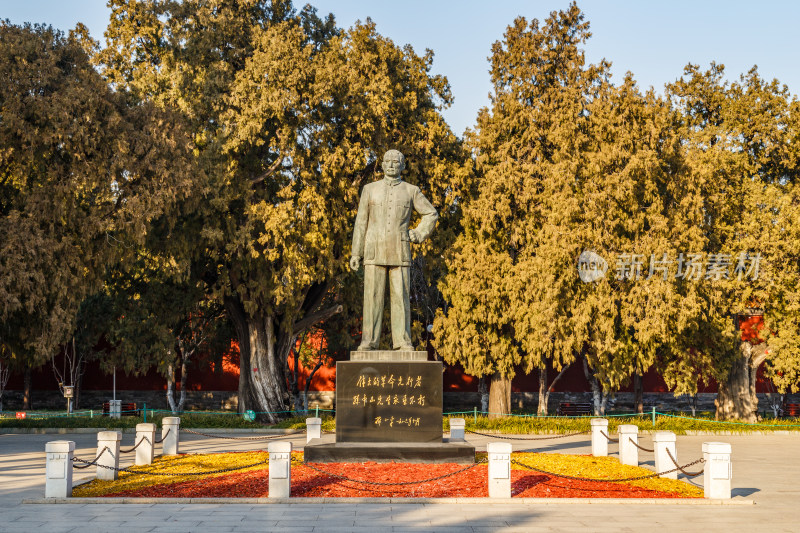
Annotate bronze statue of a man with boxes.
[350,150,438,350]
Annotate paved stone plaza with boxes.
[1,430,798,532]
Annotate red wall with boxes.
[7,315,773,394]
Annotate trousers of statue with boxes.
[359,264,412,350]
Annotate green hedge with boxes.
[2,409,797,433]
[445,413,800,434]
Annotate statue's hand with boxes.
[349,256,361,271]
[409,229,421,243]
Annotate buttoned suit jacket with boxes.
[351,178,438,266]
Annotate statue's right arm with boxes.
[351,186,370,266]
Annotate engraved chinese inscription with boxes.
[336,361,443,443]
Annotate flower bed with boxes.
[72,452,703,499]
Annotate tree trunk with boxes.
[74,368,82,411]
[583,357,605,416]
[488,372,511,419]
[72,338,83,410]
[304,358,325,413]
[225,295,292,424]
[633,369,643,414]
[537,367,547,415]
[178,354,188,413]
[478,376,489,413]
[539,363,569,415]
[23,366,31,409]
[715,341,767,422]
[166,362,178,414]
[290,345,302,413]
[0,358,7,412]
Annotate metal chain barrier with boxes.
[666,448,704,477]
[600,430,619,443]
[466,429,589,441]
[120,437,148,454]
[183,429,305,440]
[511,458,705,483]
[629,437,654,453]
[154,428,171,444]
[73,457,269,476]
[71,447,111,469]
[299,459,487,486]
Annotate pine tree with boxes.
[0,23,191,378]
[99,1,464,421]
[434,4,611,415]
[666,64,800,420]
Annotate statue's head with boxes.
[382,149,405,179]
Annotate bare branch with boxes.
[351,160,379,188]
[292,304,343,336]
[250,156,285,185]
[751,343,770,369]
[547,362,571,393]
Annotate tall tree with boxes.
[666,64,800,420]
[0,22,191,384]
[94,252,232,414]
[434,4,711,417]
[99,1,464,421]
[434,4,610,415]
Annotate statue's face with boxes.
[382,152,404,178]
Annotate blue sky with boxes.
[4,0,799,136]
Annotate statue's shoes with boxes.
[356,345,373,351]
[396,345,415,351]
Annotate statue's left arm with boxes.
[409,187,438,243]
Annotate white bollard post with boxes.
[109,399,122,419]
[45,440,75,498]
[306,417,322,444]
[652,431,677,479]
[449,418,466,441]
[702,442,732,499]
[487,442,512,499]
[268,441,292,498]
[135,423,156,465]
[590,418,609,457]
[96,431,121,481]
[617,424,639,466]
[161,417,180,456]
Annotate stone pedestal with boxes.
[306,417,322,444]
[335,358,442,442]
[162,417,180,455]
[488,442,512,498]
[449,418,466,441]
[135,423,156,465]
[96,431,121,481]
[268,441,292,498]
[350,350,428,362]
[703,442,732,499]
[45,440,75,498]
[590,418,609,457]
[653,431,678,479]
[304,441,475,463]
[617,424,639,466]
[304,351,475,464]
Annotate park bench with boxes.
[102,402,140,417]
[557,402,593,416]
